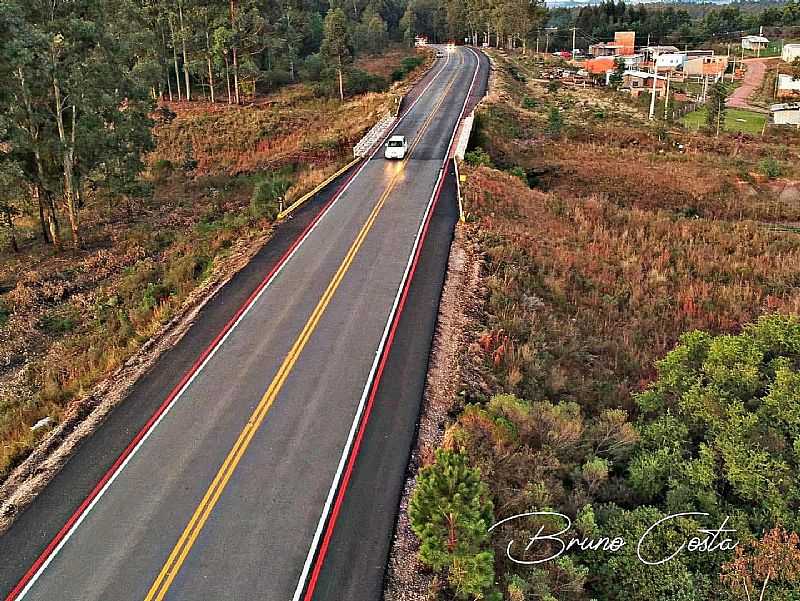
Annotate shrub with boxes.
[345,68,388,95]
[264,69,291,89]
[0,302,10,328]
[301,53,323,81]
[547,107,563,136]
[250,172,292,220]
[522,96,537,109]
[151,158,174,181]
[464,147,493,168]
[508,166,527,183]
[759,157,783,179]
[632,314,800,532]
[400,55,423,73]
[37,309,78,335]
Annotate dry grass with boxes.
[150,88,393,176]
[460,50,800,415]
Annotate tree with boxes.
[320,8,352,100]
[721,528,800,601]
[409,449,496,599]
[0,158,24,253]
[609,57,626,89]
[705,81,729,136]
[632,314,800,533]
[0,0,156,250]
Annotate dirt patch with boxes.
[0,225,273,534]
[384,224,486,600]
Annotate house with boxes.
[684,55,728,79]
[621,70,667,97]
[588,31,635,57]
[685,49,715,59]
[783,43,800,63]
[414,36,428,47]
[655,53,686,71]
[641,46,679,64]
[622,54,644,68]
[585,56,617,75]
[741,35,769,50]
[771,102,800,125]
[589,42,620,57]
[777,74,800,99]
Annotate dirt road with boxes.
[727,58,771,112]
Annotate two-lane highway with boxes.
[0,46,483,601]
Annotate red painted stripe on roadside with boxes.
[301,163,450,601]
[300,47,483,601]
[5,159,365,601]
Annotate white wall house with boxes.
[777,74,800,98]
[771,102,800,126]
[656,53,685,70]
[742,35,769,50]
[783,44,800,63]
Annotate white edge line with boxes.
[14,52,454,601]
[290,45,482,601]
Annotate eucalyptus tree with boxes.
[321,7,352,100]
[0,0,156,249]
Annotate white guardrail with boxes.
[353,96,402,158]
[353,113,395,158]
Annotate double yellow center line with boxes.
[144,50,463,601]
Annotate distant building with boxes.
[641,46,679,63]
[771,102,800,125]
[589,42,620,57]
[685,49,715,59]
[585,56,617,74]
[777,74,800,99]
[741,35,769,50]
[655,53,686,71]
[684,55,728,79]
[783,43,800,63]
[414,36,428,47]
[588,31,635,57]
[614,31,636,55]
[621,70,667,97]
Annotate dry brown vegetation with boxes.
[462,50,800,414]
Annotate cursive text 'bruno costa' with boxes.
[487,511,739,566]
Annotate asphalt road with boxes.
[0,46,485,601]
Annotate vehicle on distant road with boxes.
[384,135,408,160]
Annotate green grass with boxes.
[682,107,767,135]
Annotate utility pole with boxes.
[649,49,659,120]
[572,27,577,58]
[664,69,672,119]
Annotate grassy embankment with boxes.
[0,47,428,481]
[408,49,800,599]
[682,106,767,134]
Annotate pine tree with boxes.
[409,449,496,600]
[705,81,729,136]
